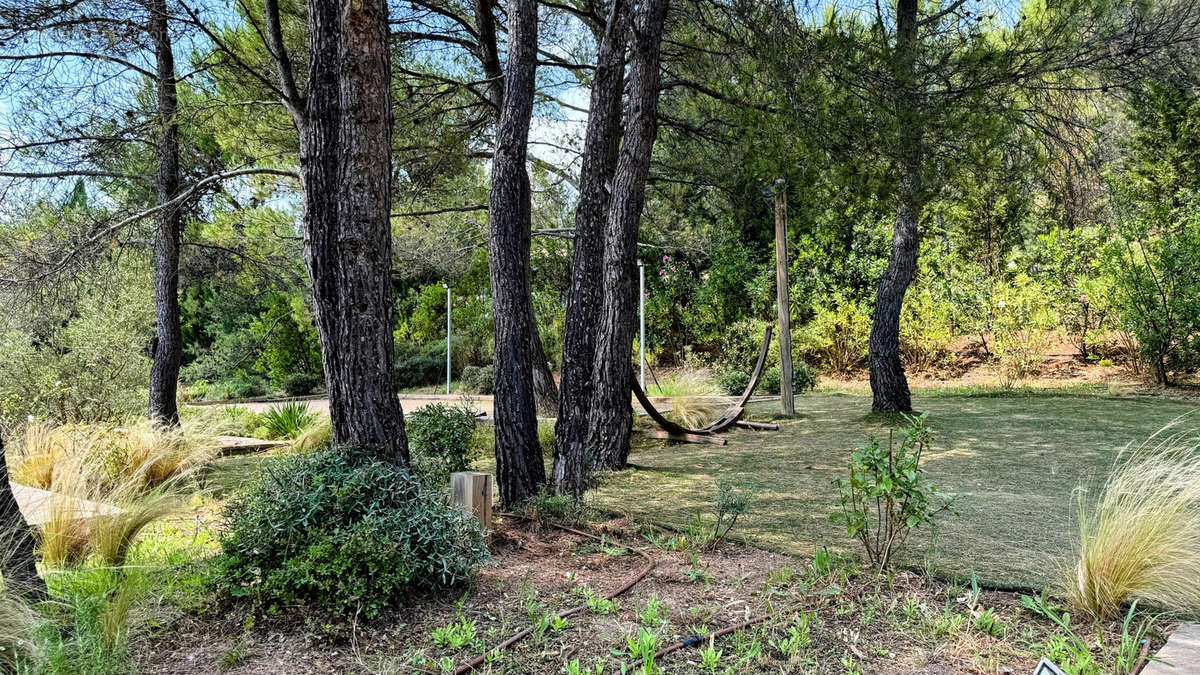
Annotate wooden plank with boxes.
[450,472,493,530]
[215,435,290,455]
[640,430,727,445]
[734,420,779,431]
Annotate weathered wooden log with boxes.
[640,430,727,445]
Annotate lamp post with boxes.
[638,259,646,389]
[442,283,451,395]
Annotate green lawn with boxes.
[590,391,1200,589]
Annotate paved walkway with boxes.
[1145,623,1200,674]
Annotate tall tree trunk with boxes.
[589,0,669,472]
[475,0,559,419]
[0,436,46,600]
[530,323,559,416]
[487,0,545,507]
[551,0,632,498]
[147,0,182,426]
[298,0,409,465]
[868,0,921,414]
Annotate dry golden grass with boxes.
[1067,422,1200,620]
[290,417,332,452]
[650,370,720,429]
[8,420,217,568]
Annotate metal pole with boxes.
[443,283,451,395]
[638,259,646,389]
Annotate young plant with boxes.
[698,641,722,671]
[431,617,477,650]
[625,628,661,675]
[639,596,668,628]
[829,413,954,571]
[712,481,750,544]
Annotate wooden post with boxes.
[774,179,795,415]
[450,471,493,531]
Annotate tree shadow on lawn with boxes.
[591,392,1200,589]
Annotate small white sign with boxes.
[1033,658,1066,675]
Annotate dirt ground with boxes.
[134,517,1159,675]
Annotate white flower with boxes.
[1007,260,1017,269]
[26,415,34,422]
[997,300,1007,308]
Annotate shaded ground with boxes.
[590,391,1200,588]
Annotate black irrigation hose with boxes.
[453,514,657,674]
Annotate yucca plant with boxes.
[262,401,318,440]
[1068,424,1200,620]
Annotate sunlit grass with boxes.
[648,370,721,429]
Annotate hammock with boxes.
[632,325,776,443]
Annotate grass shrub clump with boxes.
[650,371,719,429]
[1068,426,1200,620]
[261,401,318,440]
[214,447,487,617]
[407,402,477,485]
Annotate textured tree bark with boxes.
[530,324,559,416]
[298,0,409,465]
[487,0,545,507]
[147,0,182,426]
[551,0,632,498]
[0,436,46,600]
[589,0,670,472]
[474,0,559,419]
[868,0,921,413]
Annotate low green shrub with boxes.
[407,403,477,486]
[207,373,268,401]
[760,367,781,395]
[830,413,954,571]
[281,372,322,397]
[717,371,750,396]
[460,365,494,394]
[793,361,819,393]
[395,342,446,389]
[214,447,487,618]
[262,401,318,440]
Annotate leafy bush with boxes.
[1067,428,1200,620]
[406,403,477,486]
[760,368,781,395]
[206,373,268,401]
[899,285,956,372]
[460,365,494,394]
[991,274,1057,387]
[262,401,318,440]
[1104,213,1200,385]
[214,447,487,618]
[394,341,446,389]
[282,372,322,396]
[830,413,954,571]
[0,265,152,425]
[717,371,750,396]
[793,361,819,394]
[250,294,322,391]
[796,293,870,375]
